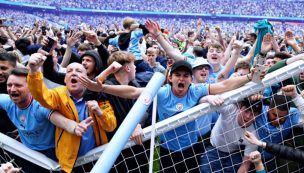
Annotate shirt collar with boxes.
[67,90,84,103]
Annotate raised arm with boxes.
[145,19,184,61]
[27,53,61,109]
[60,31,82,68]
[285,31,301,54]
[191,18,202,42]
[243,40,257,64]
[217,40,242,82]
[215,26,226,50]
[77,74,143,99]
[84,30,109,69]
[221,36,235,66]
[281,85,304,115]
[245,130,304,163]
[210,72,251,95]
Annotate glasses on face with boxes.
[195,66,209,71]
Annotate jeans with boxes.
[200,145,243,173]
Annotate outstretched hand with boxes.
[77,74,103,92]
[74,116,94,136]
[83,30,100,46]
[67,31,82,47]
[145,19,161,39]
[261,33,273,54]
[244,131,263,147]
[285,31,296,46]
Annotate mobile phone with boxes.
[42,37,55,52]
[41,26,47,36]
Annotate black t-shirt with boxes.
[103,78,139,140]
[0,83,17,134]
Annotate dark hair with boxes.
[10,68,28,77]
[235,61,250,72]
[239,97,262,114]
[0,35,8,45]
[249,33,257,40]
[0,52,17,67]
[269,94,291,111]
[77,43,93,52]
[274,52,292,60]
[188,31,194,37]
[193,46,204,57]
[15,38,31,55]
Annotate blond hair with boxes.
[107,51,135,66]
[122,17,136,29]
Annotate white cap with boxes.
[192,57,212,71]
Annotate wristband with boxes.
[73,125,77,135]
[246,74,251,82]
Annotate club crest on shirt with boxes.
[176,103,184,111]
[19,115,26,124]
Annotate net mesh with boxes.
[1,61,304,173]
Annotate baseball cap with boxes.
[170,60,192,75]
[192,58,213,71]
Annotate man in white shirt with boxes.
[200,96,262,173]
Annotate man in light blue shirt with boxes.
[255,94,300,160]
[85,60,260,173]
[109,17,148,61]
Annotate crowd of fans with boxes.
[1,8,304,37]
[4,0,304,17]
[1,5,304,173]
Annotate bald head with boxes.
[67,63,86,74]
[65,63,87,99]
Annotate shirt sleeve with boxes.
[133,30,143,38]
[217,104,237,121]
[34,104,53,122]
[192,83,209,98]
[109,36,119,47]
[244,139,259,156]
[27,71,60,110]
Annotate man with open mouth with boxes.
[27,53,116,173]
[78,58,263,173]
[0,68,76,172]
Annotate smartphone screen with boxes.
[42,37,55,52]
